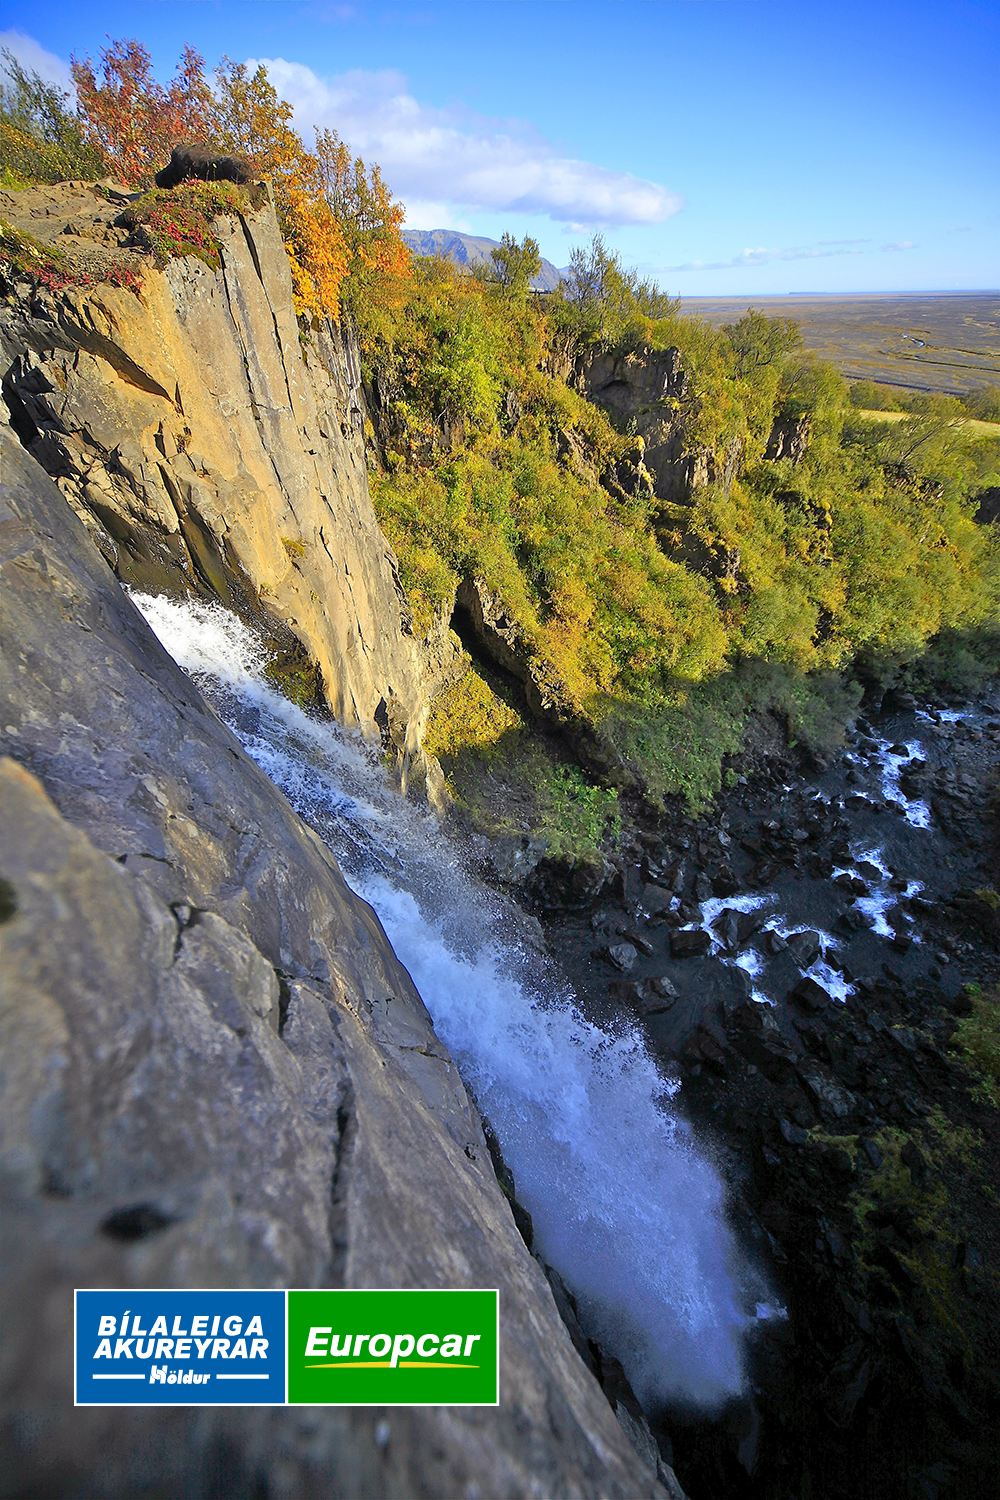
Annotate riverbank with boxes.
[522,683,999,1500]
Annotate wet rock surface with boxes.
[0,434,676,1498]
[536,688,1000,1500]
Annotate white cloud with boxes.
[247,57,682,227]
[665,237,922,273]
[664,242,871,272]
[0,29,73,92]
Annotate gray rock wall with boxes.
[0,182,430,759]
[0,432,674,1495]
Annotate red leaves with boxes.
[67,37,410,321]
[70,40,214,189]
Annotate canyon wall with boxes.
[0,181,437,768]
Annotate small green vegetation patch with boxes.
[951,985,1000,1110]
[534,760,620,863]
[263,645,324,712]
[850,1110,984,1344]
[121,181,266,271]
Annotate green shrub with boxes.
[0,50,105,185]
[952,986,1000,1109]
[360,237,1000,802]
[960,384,1000,424]
[847,379,904,411]
[534,760,620,861]
[423,664,523,765]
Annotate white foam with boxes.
[873,735,931,828]
[681,893,775,958]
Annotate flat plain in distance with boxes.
[677,291,999,394]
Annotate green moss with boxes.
[424,663,523,765]
[951,986,1000,1109]
[808,1130,860,1167]
[263,647,324,711]
[849,1119,979,1344]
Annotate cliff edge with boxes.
[0,180,432,766]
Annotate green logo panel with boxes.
[287,1289,498,1406]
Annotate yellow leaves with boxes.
[423,665,522,763]
[282,182,349,321]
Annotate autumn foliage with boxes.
[67,39,408,322]
[70,41,214,189]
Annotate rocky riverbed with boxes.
[514,688,999,1500]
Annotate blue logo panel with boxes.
[75,1290,286,1405]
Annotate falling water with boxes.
[131,592,759,1409]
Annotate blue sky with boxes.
[2,1,997,294]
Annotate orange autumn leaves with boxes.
[70,39,409,322]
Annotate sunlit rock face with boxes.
[0,180,431,754]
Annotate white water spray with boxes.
[131,593,755,1409]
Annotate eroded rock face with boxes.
[570,344,744,505]
[0,181,428,757]
[0,434,674,1496]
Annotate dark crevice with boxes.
[101,1203,177,1242]
[326,1088,356,1288]
[449,600,533,721]
[2,384,40,448]
[276,974,292,1036]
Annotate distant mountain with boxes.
[402,229,567,292]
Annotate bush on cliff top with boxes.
[0,49,104,186]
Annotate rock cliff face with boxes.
[0,182,431,765]
[570,345,741,506]
[0,431,678,1497]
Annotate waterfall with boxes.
[131,592,760,1411]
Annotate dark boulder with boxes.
[155,142,255,189]
[792,976,832,1012]
[711,868,741,898]
[785,929,823,969]
[713,907,742,952]
[737,910,766,946]
[641,883,674,917]
[670,927,712,958]
[606,942,638,972]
